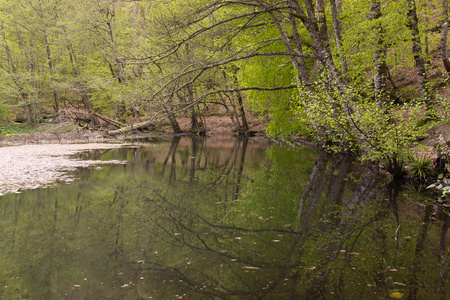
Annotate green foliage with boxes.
[0,103,13,124]
[295,77,432,169]
[0,0,445,143]
[340,0,411,82]
[427,174,450,195]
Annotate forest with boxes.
[1,2,450,297]
[1,0,450,174]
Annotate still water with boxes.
[0,137,448,299]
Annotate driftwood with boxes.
[108,119,158,135]
[93,112,125,128]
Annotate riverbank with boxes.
[2,119,450,177]
[0,113,267,146]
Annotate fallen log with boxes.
[93,112,125,128]
[108,119,158,135]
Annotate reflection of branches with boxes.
[439,213,449,300]
[136,260,256,299]
[233,138,248,200]
[212,138,240,183]
[148,188,294,235]
[302,163,384,298]
[161,136,181,182]
[132,188,296,298]
[408,204,433,300]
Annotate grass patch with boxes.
[33,122,77,133]
[0,122,78,136]
[0,124,35,135]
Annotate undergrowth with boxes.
[0,124,34,135]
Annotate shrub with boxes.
[294,77,433,177]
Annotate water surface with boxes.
[0,137,448,299]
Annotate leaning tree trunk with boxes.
[163,106,182,133]
[441,0,450,75]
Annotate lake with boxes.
[0,137,448,299]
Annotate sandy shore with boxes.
[0,143,128,196]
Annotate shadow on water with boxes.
[0,137,448,299]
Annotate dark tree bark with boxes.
[316,0,328,42]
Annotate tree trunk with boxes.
[164,106,183,133]
[291,0,344,89]
[329,0,348,81]
[407,0,428,100]
[1,24,35,126]
[441,0,450,74]
[316,0,328,42]
[371,0,388,105]
[65,38,100,127]
[236,91,249,135]
[108,119,155,134]
[269,10,306,86]
[187,84,201,131]
[218,94,241,133]
[43,30,61,122]
[25,103,32,126]
[82,93,100,127]
[288,7,310,85]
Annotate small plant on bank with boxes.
[408,155,435,180]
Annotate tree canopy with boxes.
[1,0,449,170]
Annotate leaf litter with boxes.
[0,143,128,196]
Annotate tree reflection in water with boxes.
[0,137,448,299]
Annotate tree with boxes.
[441,0,450,75]
[407,0,428,99]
